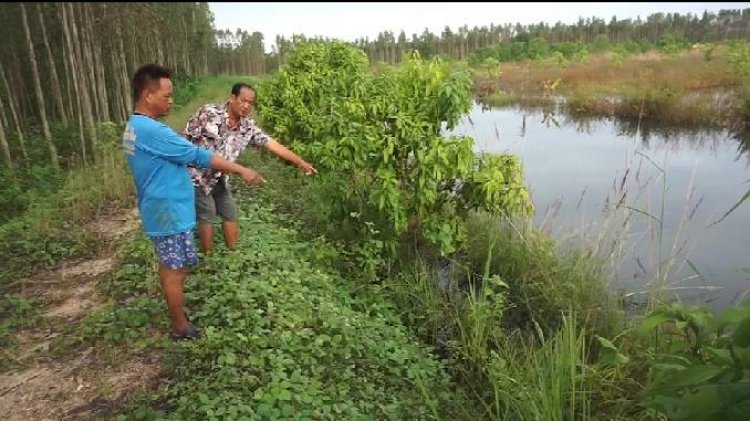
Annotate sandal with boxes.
[171,323,202,341]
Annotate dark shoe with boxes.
[171,323,202,341]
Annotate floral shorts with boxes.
[152,231,199,269]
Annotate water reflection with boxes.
[450,102,750,312]
[485,101,750,163]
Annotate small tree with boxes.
[259,41,532,261]
[592,34,611,54]
[659,32,689,56]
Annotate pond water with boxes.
[449,102,750,311]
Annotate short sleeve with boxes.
[139,123,213,168]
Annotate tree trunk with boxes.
[78,3,100,124]
[131,37,138,76]
[97,49,111,121]
[69,3,97,162]
[62,38,75,123]
[191,7,197,76]
[0,95,12,169]
[57,5,75,124]
[109,47,122,123]
[181,14,190,76]
[156,34,165,64]
[9,59,29,130]
[20,3,59,168]
[0,63,28,161]
[88,5,110,122]
[37,3,68,125]
[116,20,132,117]
[61,2,88,163]
[107,36,125,122]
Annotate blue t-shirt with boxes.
[122,114,213,237]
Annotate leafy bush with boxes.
[258,41,532,264]
[592,35,611,54]
[659,32,690,56]
[635,300,750,419]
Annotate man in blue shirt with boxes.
[123,64,265,340]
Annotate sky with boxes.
[209,2,750,53]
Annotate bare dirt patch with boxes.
[0,207,164,420]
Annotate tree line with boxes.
[0,3,748,170]
[348,8,750,64]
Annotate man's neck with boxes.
[133,106,157,119]
[227,110,241,128]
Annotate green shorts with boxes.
[195,178,238,223]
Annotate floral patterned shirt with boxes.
[184,102,269,195]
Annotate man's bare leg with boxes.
[158,266,190,335]
[223,220,239,250]
[198,223,214,254]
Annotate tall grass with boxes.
[496,316,591,421]
[381,228,615,419]
[464,214,622,335]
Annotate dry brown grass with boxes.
[492,48,740,96]
[475,47,745,127]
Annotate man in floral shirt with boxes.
[184,83,316,253]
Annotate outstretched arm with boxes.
[264,139,317,175]
[211,154,265,186]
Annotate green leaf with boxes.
[281,403,295,417]
[278,389,292,401]
[637,313,677,336]
[647,394,689,420]
[223,351,237,365]
[733,317,750,348]
[596,336,617,350]
[715,307,750,333]
[656,365,726,393]
[256,403,272,416]
[648,386,720,421]
[703,347,733,366]
[649,382,750,421]
[735,347,750,368]
[722,383,750,420]
[596,335,630,366]
[653,363,689,372]
[709,186,750,227]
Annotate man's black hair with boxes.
[231,82,255,97]
[131,63,171,104]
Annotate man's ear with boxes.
[146,87,160,104]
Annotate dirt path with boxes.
[0,207,163,420]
